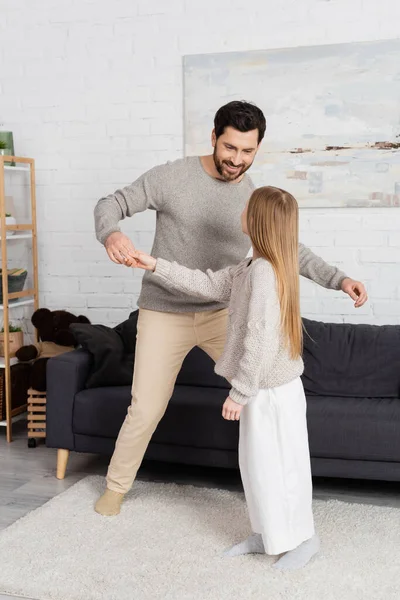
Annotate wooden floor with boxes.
[1,419,400,599]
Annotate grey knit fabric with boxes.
[155,257,305,404]
[94,156,347,313]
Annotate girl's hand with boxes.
[126,251,157,271]
[222,397,243,421]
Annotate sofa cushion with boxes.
[302,318,400,398]
[73,386,131,438]
[176,346,230,390]
[73,384,237,451]
[151,385,235,449]
[307,394,400,462]
[73,387,400,463]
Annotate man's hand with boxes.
[105,232,137,266]
[341,278,368,308]
[222,397,243,421]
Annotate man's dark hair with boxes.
[214,101,266,144]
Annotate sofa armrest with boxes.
[46,349,92,450]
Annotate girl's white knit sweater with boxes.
[153,257,304,405]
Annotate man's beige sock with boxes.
[94,488,125,516]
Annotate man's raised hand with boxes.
[105,232,138,266]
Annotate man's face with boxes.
[212,126,260,182]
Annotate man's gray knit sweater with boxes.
[94,156,347,313]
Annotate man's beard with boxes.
[213,148,252,182]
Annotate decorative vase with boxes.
[0,132,15,166]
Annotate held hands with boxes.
[222,397,243,421]
[130,250,157,271]
[105,233,156,271]
[105,232,138,266]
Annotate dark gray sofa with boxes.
[46,318,400,481]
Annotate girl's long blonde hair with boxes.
[247,186,302,359]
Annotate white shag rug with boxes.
[0,475,398,600]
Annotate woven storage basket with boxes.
[0,330,24,357]
[0,268,27,303]
[0,362,31,420]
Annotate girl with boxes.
[132,186,319,571]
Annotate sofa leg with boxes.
[56,449,70,480]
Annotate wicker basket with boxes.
[0,268,27,303]
[0,330,24,357]
[0,362,31,420]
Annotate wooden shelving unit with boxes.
[0,156,39,442]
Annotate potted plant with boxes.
[0,323,24,357]
[0,131,15,166]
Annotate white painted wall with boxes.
[1,0,399,326]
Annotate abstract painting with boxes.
[183,39,400,207]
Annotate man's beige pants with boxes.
[106,308,228,494]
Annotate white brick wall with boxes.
[1,0,400,326]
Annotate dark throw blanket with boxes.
[70,310,139,388]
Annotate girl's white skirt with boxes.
[239,377,315,555]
